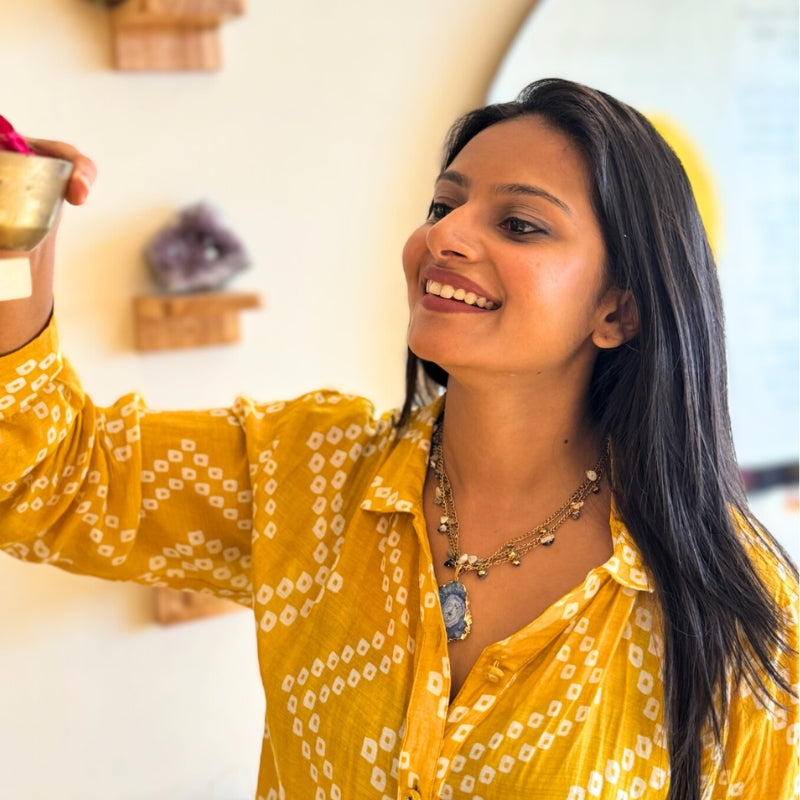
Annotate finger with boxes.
[65,165,95,206]
[24,136,97,206]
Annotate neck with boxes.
[437,378,603,500]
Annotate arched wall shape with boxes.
[486,0,798,476]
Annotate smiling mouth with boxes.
[425,280,499,310]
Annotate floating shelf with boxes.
[110,0,245,71]
[133,290,260,352]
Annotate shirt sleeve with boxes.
[0,319,257,605]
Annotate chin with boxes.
[407,313,478,371]
[406,326,439,364]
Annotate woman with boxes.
[0,79,796,800]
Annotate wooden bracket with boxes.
[154,586,243,625]
[133,290,260,352]
[110,0,246,71]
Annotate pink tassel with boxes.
[0,115,33,155]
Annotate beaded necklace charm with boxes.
[430,416,608,642]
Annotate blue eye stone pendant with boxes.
[439,580,472,641]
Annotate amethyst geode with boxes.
[145,203,249,292]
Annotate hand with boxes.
[0,137,97,354]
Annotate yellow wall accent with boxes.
[648,114,721,255]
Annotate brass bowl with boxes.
[0,150,72,251]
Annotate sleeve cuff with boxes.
[0,316,63,420]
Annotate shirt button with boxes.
[487,659,504,682]
[405,791,422,800]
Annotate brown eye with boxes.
[501,217,546,235]
[427,202,451,221]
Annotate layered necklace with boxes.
[429,415,609,641]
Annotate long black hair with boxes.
[399,78,796,799]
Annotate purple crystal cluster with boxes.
[145,203,250,292]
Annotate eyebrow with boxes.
[436,169,572,215]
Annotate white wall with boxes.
[0,1,535,798]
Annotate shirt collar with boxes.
[604,504,655,592]
[360,398,653,594]
[359,394,444,517]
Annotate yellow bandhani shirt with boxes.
[1,320,797,800]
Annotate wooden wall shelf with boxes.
[133,290,260,352]
[110,0,245,71]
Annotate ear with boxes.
[592,288,639,349]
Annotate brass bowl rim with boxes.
[0,149,72,167]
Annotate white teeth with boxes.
[425,280,497,310]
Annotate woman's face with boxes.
[403,115,613,388]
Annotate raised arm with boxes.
[0,137,257,603]
[0,136,96,355]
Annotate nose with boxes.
[425,205,481,262]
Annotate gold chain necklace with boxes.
[430,415,609,641]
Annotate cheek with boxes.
[535,250,607,306]
[402,225,428,287]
